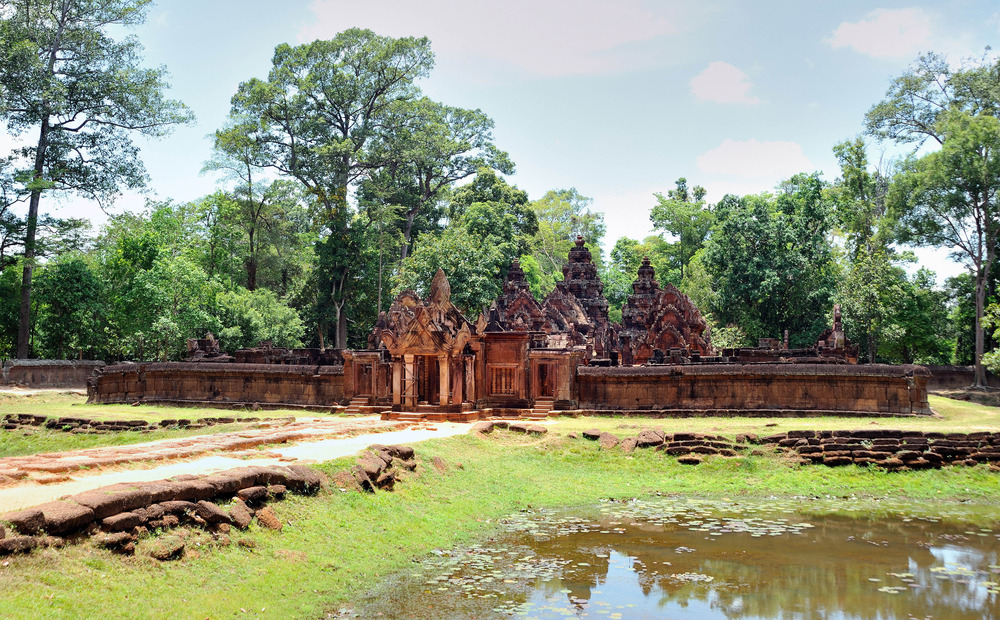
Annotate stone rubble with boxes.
[0,464,324,558]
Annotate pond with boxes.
[349,498,1000,619]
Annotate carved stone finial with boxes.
[575,235,585,247]
[429,268,451,307]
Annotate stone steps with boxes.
[343,397,370,415]
[525,398,555,420]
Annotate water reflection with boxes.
[352,499,1000,619]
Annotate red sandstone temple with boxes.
[89,237,929,419]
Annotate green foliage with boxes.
[393,226,505,316]
[229,28,434,348]
[213,288,304,351]
[650,178,714,281]
[882,268,954,365]
[839,250,905,363]
[0,260,20,358]
[703,174,839,346]
[34,256,105,359]
[870,53,1000,385]
[527,188,605,297]
[830,138,893,257]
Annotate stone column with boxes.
[451,358,463,405]
[438,355,450,406]
[392,358,402,406]
[403,355,416,408]
[465,356,475,404]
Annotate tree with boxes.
[838,249,905,363]
[212,287,304,352]
[866,52,1000,386]
[650,178,714,281]
[888,110,1000,385]
[528,188,605,296]
[367,98,513,260]
[34,255,105,359]
[393,226,505,316]
[0,0,193,358]
[831,138,893,258]
[229,28,433,348]
[703,174,839,346]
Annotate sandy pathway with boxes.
[0,420,470,511]
[0,416,404,473]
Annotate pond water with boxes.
[351,498,1000,619]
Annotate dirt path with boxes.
[0,416,404,474]
[0,418,471,512]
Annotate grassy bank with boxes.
[1,426,999,619]
[0,391,315,423]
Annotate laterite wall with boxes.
[87,362,344,408]
[3,360,105,388]
[577,364,931,416]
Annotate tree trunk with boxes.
[246,257,257,291]
[16,119,50,359]
[400,208,417,261]
[975,269,988,387]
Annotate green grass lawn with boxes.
[2,415,999,619]
[551,394,1000,436]
[0,391,319,423]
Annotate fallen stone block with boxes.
[620,437,638,453]
[677,456,702,465]
[255,507,282,531]
[97,532,136,551]
[636,429,665,448]
[1,508,45,535]
[0,536,37,556]
[598,432,619,449]
[102,512,145,532]
[282,465,324,493]
[72,486,153,520]
[236,486,268,505]
[195,501,233,525]
[149,539,185,561]
[228,500,253,530]
[471,421,495,433]
[582,429,601,440]
[157,501,199,515]
[38,501,96,535]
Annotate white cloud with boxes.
[696,139,814,181]
[827,8,933,60]
[689,61,759,104]
[301,0,678,76]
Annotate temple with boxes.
[88,236,928,419]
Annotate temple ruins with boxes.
[88,236,930,418]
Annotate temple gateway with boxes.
[89,236,930,419]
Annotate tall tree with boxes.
[704,174,838,346]
[228,28,433,348]
[528,188,605,296]
[831,138,893,258]
[649,178,714,281]
[866,52,1000,385]
[368,98,513,260]
[0,0,193,358]
[888,110,1000,385]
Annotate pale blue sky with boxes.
[28,0,1000,281]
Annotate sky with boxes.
[15,0,1000,283]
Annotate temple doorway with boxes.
[536,362,555,398]
[416,356,439,404]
